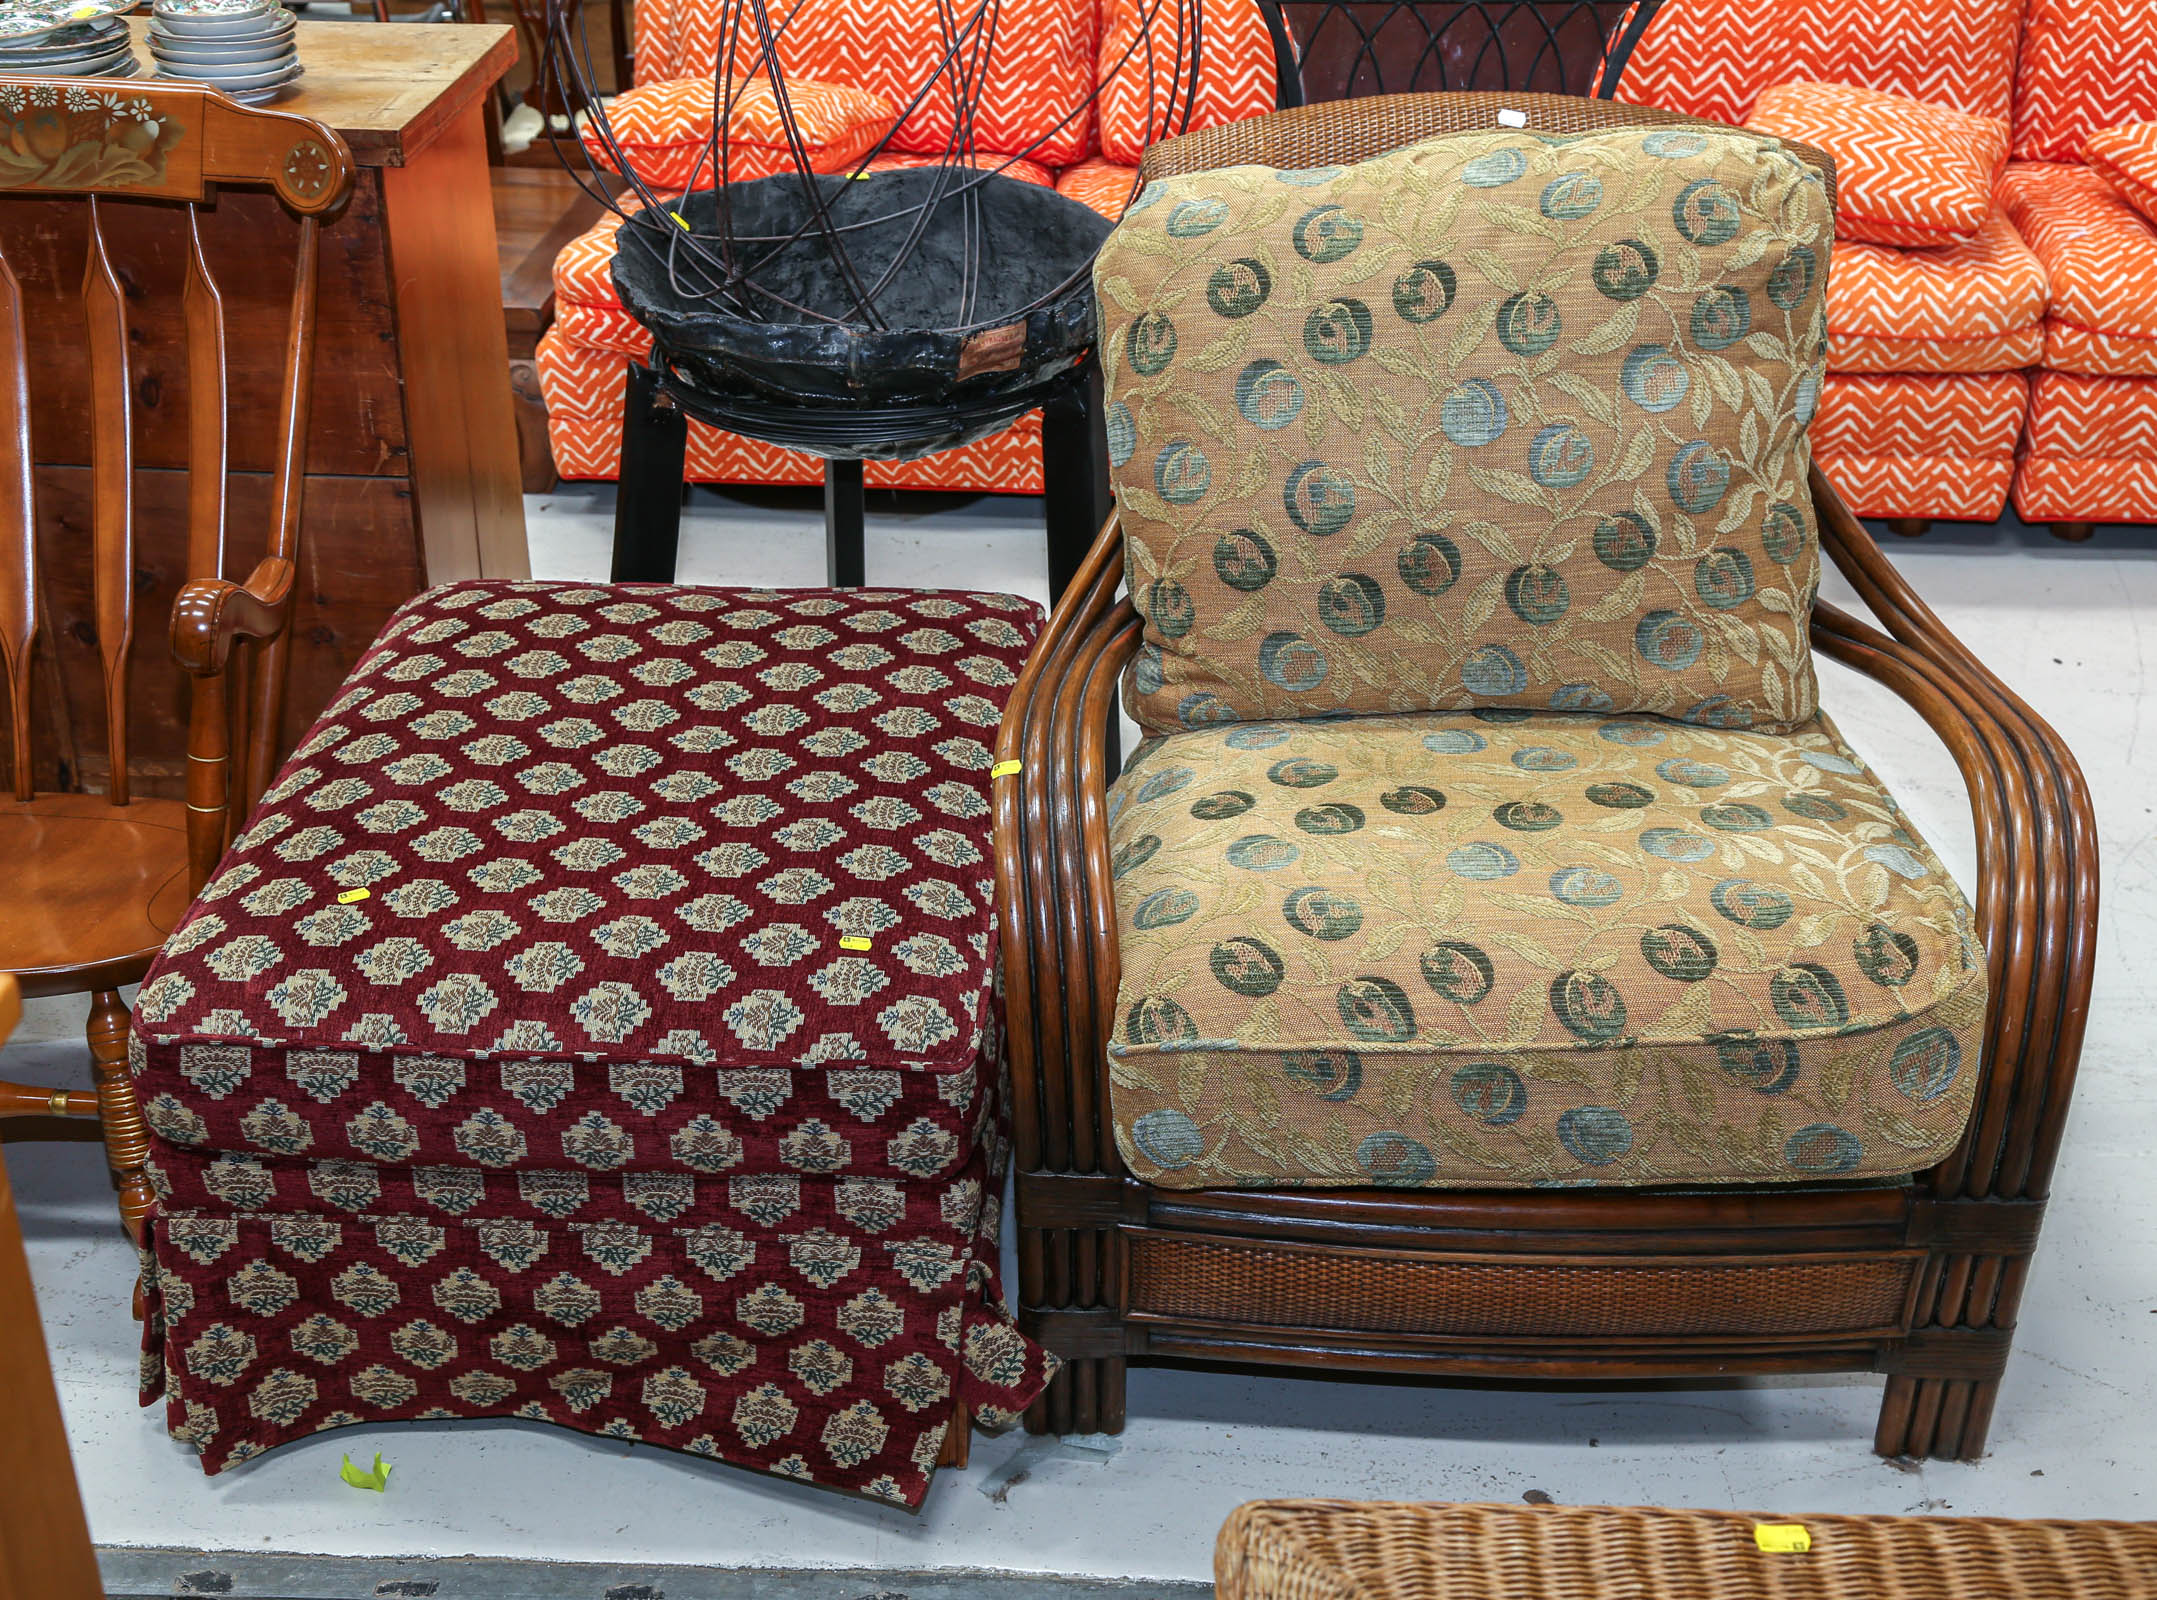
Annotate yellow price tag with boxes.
[1754,1524,1811,1554]
[990,760,1023,778]
[839,936,872,951]
[339,1452,393,1492]
[337,888,371,904]
[669,210,692,231]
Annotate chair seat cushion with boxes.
[1824,214,2047,350]
[1998,160,2157,376]
[1104,709,1986,1190]
[130,580,1043,1169]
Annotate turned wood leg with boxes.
[2050,520,2096,542]
[86,991,151,1247]
[936,1401,971,1469]
[1884,517,1931,538]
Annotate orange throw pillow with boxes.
[582,76,897,192]
[2088,121,2157,225]
[1748,80,2009,247]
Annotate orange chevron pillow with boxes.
[2088,121,2157,225]
[582,76,897,192]
[1748,81,2009,247]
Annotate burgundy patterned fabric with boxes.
[133,581,1052,1504]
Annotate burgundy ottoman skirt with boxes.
[129,581,1053,1506]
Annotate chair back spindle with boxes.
[0,81,352,867]
[0,246,31,804]
[83,195,135,807]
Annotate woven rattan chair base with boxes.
[1216,1501,2157,1600]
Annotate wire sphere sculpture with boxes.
[532,0,1199,454]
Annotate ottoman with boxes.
[130,580,1054,1506]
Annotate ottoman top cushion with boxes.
[135,581,1042,1079]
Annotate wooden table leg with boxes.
[825,458,866,587]
[610,361,687,583]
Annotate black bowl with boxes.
[611,168,1113,429]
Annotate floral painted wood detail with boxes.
[0,84,184,191]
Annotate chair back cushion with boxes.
[1606,0,2024,126]
[1096,0,1281,167]
[1096,123,1831,736]
[2013,0,2157,161]
[630,0,1099,169]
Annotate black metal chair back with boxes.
[1259,0,1667,105]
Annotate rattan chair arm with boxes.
[1810,470,2097,1212]
[995,511,1132,1183]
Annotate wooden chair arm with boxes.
[170,555,295,677]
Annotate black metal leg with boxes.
[610,360,687,583]
[825,457,866,587]
[1041,360,1112,606]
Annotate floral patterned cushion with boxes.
[1104,709,1985,1190]
[1746,81,2009,248]
[130,579,1054,1506]
[134,581,1040,1091]
[1095,125,1832,739]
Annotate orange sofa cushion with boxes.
[1096,0,1278,166]
[2087,121,2157,224]
[1998,160,2157,376]
[628,0,1099,169]
[2012,0,2157,162]
[1608,0,2023,127]
[581,75,896,191]
[1055,155,1139,218]
[1812,372,2027,521]
[2014,371,2157,523]
[1824,213,2046,361]
[1747,81,2007,247]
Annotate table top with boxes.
[124,17,517,167]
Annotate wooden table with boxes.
[495,166,610,493]
[6,22,528,798]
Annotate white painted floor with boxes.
[9,486,2157,1581]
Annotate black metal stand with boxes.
[606,356,1108,599]
[609,360,686,583]
[1041,361,1114,602]
[824,458,866,587]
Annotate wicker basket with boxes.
[1216,1501,2157,1600]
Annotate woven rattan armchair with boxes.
[991,93,2096,1462]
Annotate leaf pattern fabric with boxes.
[1095,125,1832,739]
[1104,709,1986,1191]
[132,580,1056,1503]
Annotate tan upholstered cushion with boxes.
[1104,709,1985,1190]
[1095,124,1832,738]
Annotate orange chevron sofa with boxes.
[1609,0,2157,535]
[535,0,1281,496]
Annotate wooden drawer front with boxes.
[1125,1232,1919,1342]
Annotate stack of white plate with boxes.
[148,0,299,104]
[0,1,142,78]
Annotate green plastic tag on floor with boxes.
[340,1452,392,1492]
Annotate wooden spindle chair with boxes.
[0,82,354,1255]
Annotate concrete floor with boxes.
[7,486,2156,1583]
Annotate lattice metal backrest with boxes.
[0,81,352,809]
[1136,88,1838,211]
[1263,0,1652,105]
